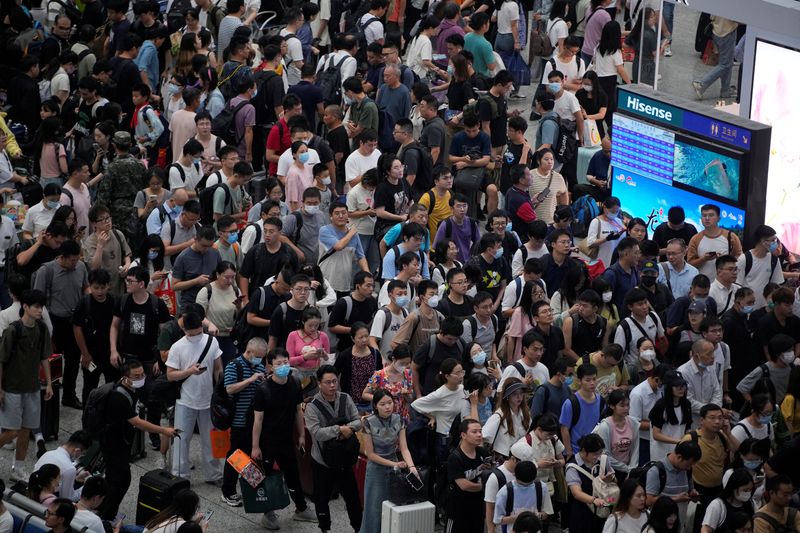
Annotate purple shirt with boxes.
[433,216,479,264]
[435,20,466,57]
[229,95,255,158]
[581,7,612,56]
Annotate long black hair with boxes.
[644,496,680,533]
[137,234,166,272]
[598,20,623,56]
[519,280,544,325]
[654,372,692,427]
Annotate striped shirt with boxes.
[223,356,265,428]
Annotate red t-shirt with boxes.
[266,118,291,174]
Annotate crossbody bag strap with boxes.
[196,334,214,366]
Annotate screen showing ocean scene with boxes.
[672,138,742,203]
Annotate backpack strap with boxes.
[425,190,435,214]
[659,261,672,291]
[534,481,543,512]
[504,479,515,517]
[344,296,353,324]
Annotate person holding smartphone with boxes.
[585,197,626,268]
[529,148,569,225]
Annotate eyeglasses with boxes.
[125,278,139,284]
[96,216,112,223]
[292,287,311,293]
[449,370,466,376]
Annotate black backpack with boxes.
[628,460,667,493]
[82,382,132,439]
[210,358,244,430]
[540,115,577,163]
[401,143,434,195]
[744,250,779,279]
[350,15,382,67]
[315,54,350,106]
[212,100,250,146]
[503,479,543,517]
[313,395,359,468]
[567,392,606,429]
[198,182,232,226]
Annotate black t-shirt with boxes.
[501,141,535,194]
[240,244,299,297]
[536,324,565,369]
[327,125,350,189]
[446,446,487,518]
[328,296,378,350]
[115,294,172,361]
[756,312,800,349]
[436,295,474,320]
[268,302,307,347]
[652,223,698,259]
[72,295,116,359]
[246,285,291,340]
[374,179,411,235]
[102,385,137,456]
[309,135,335,165]
[471,254,512,300]
[479,92,508,148]
[81,1,106,31]
[446,80,476,112]
[16,243,59,280]
[576,89,609,138]
[253,377,302,443]
[413,337,468,395]
[420,117,447,166]
[109,56,140,115]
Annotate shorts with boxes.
[0,391,40,430]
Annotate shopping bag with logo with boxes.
[227,449,265,488]
[154,276,177,316]
[239,465,290,513]
[583,119,602,147]
[210,428,230,459]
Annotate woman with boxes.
[409,82,431,140]
[248,178,290,222]
[27,464,60,506]
[649,370,692,460]
[363,345,414,423]
[576,71,609,141]
[586,196,626,267]
[130,234,169,293]
[509,414,566,498]
[495,0,529,96]
[285,141,315,211]
[602,478,648,533]
[731,393,774,446]
[546,1,571,57]
[134,167,169,220]
[483,377,531,458]
[507,281,543,361]
[593,389,640,480]
[91,121,116,178]
[198,67,224,118]
[374,154,412,242]
[731,438,771,508]
[467,341,501,382]
[143,489,202,533]
[287,307,331,385]
[174,33,199,79]
[594,21,631,123]
[360,390,417,533]
[51,205,83,241]
[530,148,568,225]
[701,468,756,533]
[626,8,659,86]
[463,371,494,425]
[550,265,586,327]
[565,433,615,533]
[165,74,187,120]
[445,53,476,124]
[592,276,620,331]
[197,28,217,69]
[36,116,67,188]
[195,261,241,364]
[642,496,680,533]
[779,366,800,436]
[334,322,381,412]
[405,16,443,81]
[579,0,612,65]
[487,210,521,265]
[431,240,462,287]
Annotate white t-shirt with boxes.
[483,409,526,457]
[309,0,331,46]
[736,251,785,309]
[359,12,384,45]
[369,305,408,359]
[240,219,265,255]
[497,1,520,35]
[345,150,382,185]
[484,464,515,503]
[21,202,56,237]
[542,56,586,88]
[346,183,376,234]
[702,498,756,531]
[546,18,569,56]
[731,417,772,442]
[0,511,12,533]
[277,147,320,178]
[511,242,549,276]
[593,49,624,77]
[50,68,70,97]
[406,34,433,78]
[586,216,626,267]
[168,162,202,193]
[281,29,303,86]
[553,90,581,123]
[166,334,222,410]
[695,233,735,280]
[377,281,416,313]
[73,509,105,533]
[602,513,649,533]
[614,313,664,364]
[499,360,550,391]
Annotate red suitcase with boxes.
[353,454,367,506]
[39,353,63,384]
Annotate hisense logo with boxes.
[626,96,673,121]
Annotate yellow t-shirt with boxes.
[570,352,630,398]
[680,431,728,488]
[780,393,800,436]
[418,189,453,239]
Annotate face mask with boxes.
[147,250,159,260]
[130,377,146,389]
[758,414,772,425]
[564,375,574,387]
[274,364,291,378]
[582,84,593,92]
[344,95,355,105]
[768,301,776,310]
[694,296,707,304]
[304,204,318,215]
[427,295,440,308]
[251,88,258,98]
[640,349,656,361]
[735,490,752,503]
[782,352,795,364]
[641,276,657,287]
[607,210,620,219]
[186,333,203,343]
[742,305,755,315]
[321,177,331,185]
[494,247,504,259]
[193,157,202,166]
[227,232,238,244]
[767,241,779,253]
[743,460,761,470]
[172,205,183,216]
[472,351,487,366]
[393,362,407,373]
[602,291,613,303]
[505,222,513,233]
[547,82,562,94]
[301,138,310,145]
[168,83,180,94]
[395,295,410,307]
[46,201,59,210]
[696,361,709,370]
[298,152,310,164]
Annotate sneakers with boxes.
[10,466,29,483]
[2,440,15,451]
[220,493,242,507]
[293,508,318,522]
[691,81,704,99]
[260,511,280,530]
[62,397,83,410]
[664,43,672,57]
[36,440,47,459]
[161,453,169,470]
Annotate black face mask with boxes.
[640,276,657,288]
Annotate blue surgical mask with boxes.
[768,301,776,310]
[395,295,410,307]
[472,351,487,366]
[564,375,574,386]
[344,95,355,105]
[494,247,504,259]
[742,305,755,315]
[193,157,202,166]
[743,460,761,470]
[505,222,513,232]
[547,82,562,94]
[172,205,183,216]
[274,364,291,378]
[768,241,779,253]
[758,414,772,425]
[697,361,709,370]
[298,152,310,164]
[147,250,159,260]
[694,296,707,304]
[168,83,180,95]
[46,200,59,210]
[251,88,258,98]
[227,232,238,244]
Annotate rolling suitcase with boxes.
[135,469,190,525]
[354,454,367,506]
[40,382,60,441]
[130,405,147,462]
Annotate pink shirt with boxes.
[286,329,331,370]
[285,163,315,206]
[609,416,634,464]
[60,182,91,231]
[39,143,66,179]
[170,109,198,163]
[581,7,612,56]
[507,307,535,362]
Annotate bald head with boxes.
[171,188,189,206]
[691,339,715,368]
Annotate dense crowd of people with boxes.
[0,0,789,532]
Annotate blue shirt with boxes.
[381,222,430,252]
[134,40,159,89]
[450,130,492,159]
[146,202,180,236]
[535,111,560,149]
[172,247,221,312]
[601,262,640,318]
[657,261,699,300]
[223,356,266,428]
[586,149,611,182]
[559,392,604,454]
[382,242,430,280]
[494,481,550,531]
[319,224,366,259]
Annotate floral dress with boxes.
[365,368,414,423]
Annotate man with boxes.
[328,271,378,351]
[219,38,254,102]
[601,237,641,316]
[502,260,546,319]
[0,289,53,481]
[559,363,603,456]
[304,365,362,532]
[644,440,701,523]
[394,118,432,200]
[722,286,758,410]
[135,25,168,90]
[212,161,252,223]
[692,17,738,100]
[499,117,535,197]
[226,75,257,163]
[737,334,795,406]
[166,311,223,482]
[21,183,62,240]
[97,360,177,519]
[484,446,521,533]
[755,287,800,361]
[82,204,132,296]
[493,461,552,532]
[530,357,574,418]
[44,499,75,533]
[105,0,131,56]
[461,292,498,359]
[571,343,630,399]
[433,193,481,264]
[657,237,699,300]
[280,188,327,265]
[629,364,667,465]
[315,34,359,104]
[468,233,511,314]
[108,34,143,124]
[687,204,743,280]
[343,78,379,150]
[415,95,447,169]
[754,475,800,532]
[463,13,496,77]
[239,217,300,299]
[418,168,453,238]
[69,78,107,149]
[318,203,369,296]
[217,0,257,58]
[700,316,732,406]
[709,255,742,317]
[547,68,584,141]
[204,145,238,187]
[169,90,202,163]
[411,317,467,397]
[244,268,292,344]
[60,159,92,232]
[445,418,489,533]
[505,167,538,244]
[653,206,698,259]
[281,8,306,86]
[381,223,430,280]
[6,57,41,134]
[147,188,188,239]
[375,65,411,140]
[392,280,442,355]
[573,137,612,201]
[195,0,225,40]
[172,227,221,313]
[737,225,784,309]
[34,240,88,409]
[169,139,204,197]
[377,253,421,312]
[678,339,723,424]
[371,280,409,359]
[435,2,465,57]
[638,260,674,315]
[541,229,580,297]
[614,287,666,371]
[449,115,499,214]
[40,14,72,68]
[212,215,241,267]
[161,199,202,267]
[251,45,286,172]
[323,105,348,192]
[13,222,69,283]
[666,274,719,334]
[98,132,146,242]
[344,129,381,190]
[359,0,387,47]
[34,430,93,501]
[480,71,516,166]
[378,42,415,90]
[267,274,312,351]
[434,268,473,318]
[288,64,325,131]
[361,44,385,97]
[379,203,431,256]
[74,476,108,533]
[563,289,609,361]
[500,330,551,391]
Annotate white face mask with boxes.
[735,490,752,503]
[130,377,146,389]
[304,205,319,215]
[782,351,796,365]
[602,291,613,303]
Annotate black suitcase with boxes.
[135,469,190,525]
[130,405,147,462]
[40,382,60,441]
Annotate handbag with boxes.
[582,120,602,147]
[388,467,429,505]
[567,454,620,518]
[578,218,602,260]
[313,396,359,469]
[154,276,178,316]
[149,335,213,404]
[453,166,486,192]
[239,466,290,513]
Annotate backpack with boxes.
[402,143,434,194]
[617,311,659,358]
[169,162,201,188]
[371,306,408,337]
[688,429,730,466]
[754,509,798,533]
[462,94,498,125]
[465,315,498,345]
[627,460,667,494]
[444,217,480,245]
[541,115,577,163]
[166,0,192,32]
[566,454,620,518]
[210,358,244,430]
[377,105,396,153]
[571,195,601,239]
[567,392,606,429]
[211,100,250,146]
[239,222,262,249]
[350,16,381,66]
[141,105,170,149]
[570,313,608,358]
[251,70,280,124]
[316,54,350,106]
[4,240,34,283]
[744,250,779,279]
[198,182,232,226]
[426,335,468,365]
[82,382,133,439]
[503,479,543,518]
[233,286,268,346]
[312,395,360,468]
[289,211,304,244]
[529,18,558,58]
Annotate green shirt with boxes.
[0,320,52,393]
[464,32,495,77]
[349,97,379,148]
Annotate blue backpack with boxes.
[571,195,601,239]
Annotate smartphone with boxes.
[112,513,125,527]
[78,225,87,233]
[87,361,97,372]
[537,187,551,201]
[148,194,157,201]
[488,360,499,369]
[406,471,424,491]
[202,510,214,522]
[197,366,208,374]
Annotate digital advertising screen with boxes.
[672,137,742,204]
[749,39,800,254]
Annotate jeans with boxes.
[662,1,674,38]
[172,403,222,481]
[312,458,361,532]
[360,462,391,533]
[51,315,80,402]
[359,233,380,275]
[699,30,737,96]
[99,452,131,520]
[222,425,251,498]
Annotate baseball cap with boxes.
[688,300,706,314]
